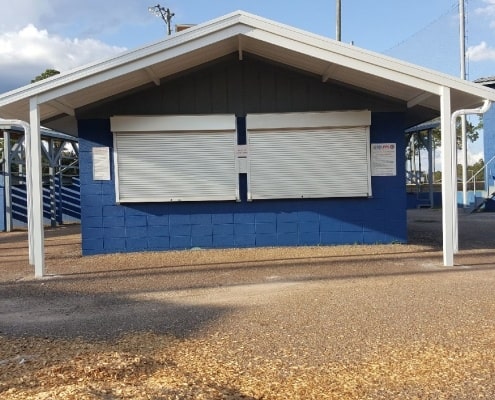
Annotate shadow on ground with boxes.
[0,283,230,340]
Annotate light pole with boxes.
[148,4,175,36]
[336,0,341,41]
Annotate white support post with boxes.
[461,115,468,207]
[440,86,454,267]
[3,130,13,231]
[48,138,57,227]
[427,129,434,208]
[29,97,46,278]
[23,121,34,265]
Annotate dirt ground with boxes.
[1,209,495,399]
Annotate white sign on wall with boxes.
[92,147,111,181]
[371,143,396,176]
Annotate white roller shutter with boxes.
[247,111,371,200]
[111,115,237,203]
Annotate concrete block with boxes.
[298,221,319,233]
[255,212,277,223]
[169,214,191,225]
[170,224,192,236]
[192,224,213,236]
[256,233,278,246]
[213,224,234,235]
[213,234,234,247]
[298,231,320,245]
[126,227,148,238]
[212,213,234,224]
[190,214,212,225]
[170,236,191,249]
[277,233,298,246]
[104,237,126,251]
[191,235,213,248]
[104,226,126,238]
[126,215,147,227]
[148,236,170,250]
[277,222,298,234]
[234,213,255,224]
[147,214,169,225]
[234,233,256,247]
[234,223,255,235]
[147,225,169,237]
[103,216,125,227]
[256,222,276,234]
[126,238,148,251]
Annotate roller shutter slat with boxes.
[114,131,236,202]
[248,128,371,200]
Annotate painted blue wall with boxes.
[78,113,407,255]
[484,105,495,188]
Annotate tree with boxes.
[429,116,483,150]
[31,69,60,83]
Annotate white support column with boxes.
[440,86,454,267]
[23,120,34,265]
[48,138,57,227]
[461,115,468,207]
[427,129,434,208]
[3,130,13,231]
[29,97,46,277]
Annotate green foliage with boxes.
[31,69,60,83]
[430,116,482,150]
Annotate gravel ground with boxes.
[1,209,495,399]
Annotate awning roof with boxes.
[1,10,495,134]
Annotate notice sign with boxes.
[371,143,396,176]
[92,147,111,181]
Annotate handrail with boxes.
[466,154,495,183]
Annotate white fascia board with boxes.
[111,114,236,132]
[247,110,371,130]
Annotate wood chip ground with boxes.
[1,209,495,399]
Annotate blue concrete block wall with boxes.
[484,106,495,188]
[78,113,406,255]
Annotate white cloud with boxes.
[466,41,495,62]
[0,0,154,42]
[467,151,484,166]
[475,0,495,17]
[0,25,126,92]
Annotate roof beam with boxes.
[145,67,161,86]
[244,29,443,95]
[407,92,433,108]
[48,99,75,116]
[238,36,244,60]
[322,64,338,82]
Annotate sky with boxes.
[3,0,495,93]
[1,0,495,161]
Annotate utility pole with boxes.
[148,4,175,36]
[459,0,469,207]
[336,0,342,41]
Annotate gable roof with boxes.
[1,10,495,135]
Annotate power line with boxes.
[385,2,459,53]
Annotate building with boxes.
[475,77,495,197]
[1,11,495,276]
